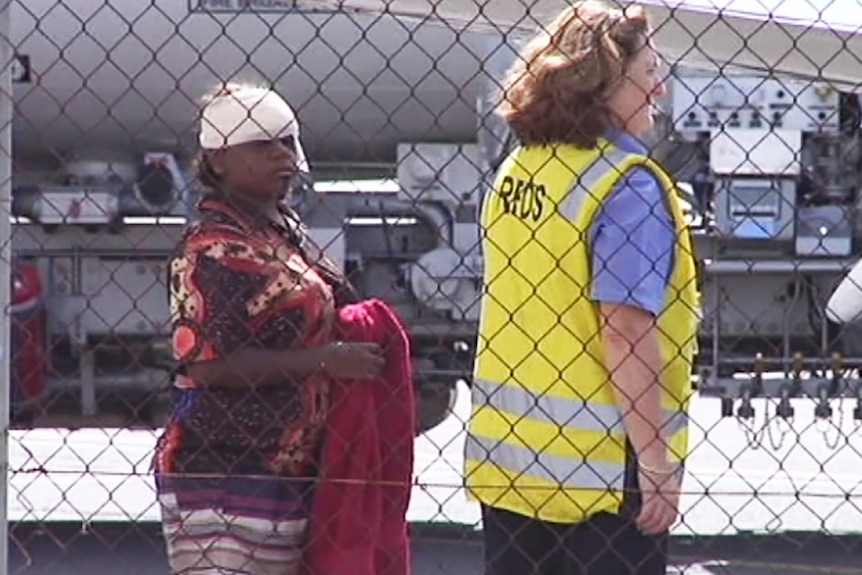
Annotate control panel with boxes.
[672,75,841,134]
[670,73,856,257]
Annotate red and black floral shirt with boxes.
[155,196,355,479]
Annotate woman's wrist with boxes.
[638,459,676,475]
[274,347,330,379]
[636,445,673,472]
[315,341,343,376]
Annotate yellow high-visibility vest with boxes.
[464,140,700,524]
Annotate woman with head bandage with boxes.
[151,82,386,575]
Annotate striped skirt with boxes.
[155,473,315,575]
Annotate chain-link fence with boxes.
[3,0,862,574]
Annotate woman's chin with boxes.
[628,117,654,140]
[269,178,294,201]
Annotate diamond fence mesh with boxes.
[3,0,862,574]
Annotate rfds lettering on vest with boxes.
[498,175,546,222]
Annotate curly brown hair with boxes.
[497,0,651,148]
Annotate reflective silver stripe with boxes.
[465,433,625,491]
[473,377,688,437]
[559,149,634,220]
[665,409,688,437]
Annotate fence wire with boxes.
[4,0,862,574]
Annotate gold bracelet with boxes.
[638,460,677,476]
[320,341,344,374]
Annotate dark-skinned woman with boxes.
[152,82,385,575]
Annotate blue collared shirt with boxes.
[587,131,674,315]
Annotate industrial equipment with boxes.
[7,173,481,433]
[664,72,862,428]
[8,0,862,435]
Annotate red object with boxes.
[302,298,415,575]
[10,260,47,405]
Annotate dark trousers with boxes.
[481,505,668,575]
[481,442,669,575]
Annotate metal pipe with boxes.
[0,0,13,570]
[703,259,857,274]
[704,355,862,368]
[345,197,453,245]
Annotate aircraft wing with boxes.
[316,0,862,90]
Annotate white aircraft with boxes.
[322,2,862,322]
[9,2,860,264]
[325,0,862,88]
[10,0,862,321]
[14,0,861,167]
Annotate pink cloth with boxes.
[302,298,415,575]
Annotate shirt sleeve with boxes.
[588,166,675,316]
[169,228,305,366]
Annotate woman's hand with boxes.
[316,341,386,379]
[635,464,682,535]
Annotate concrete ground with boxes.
[7,522,862,575]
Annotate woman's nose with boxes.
[272,139,297,160]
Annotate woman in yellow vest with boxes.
[464,1,701,574]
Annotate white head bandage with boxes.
[199,85,309,171]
